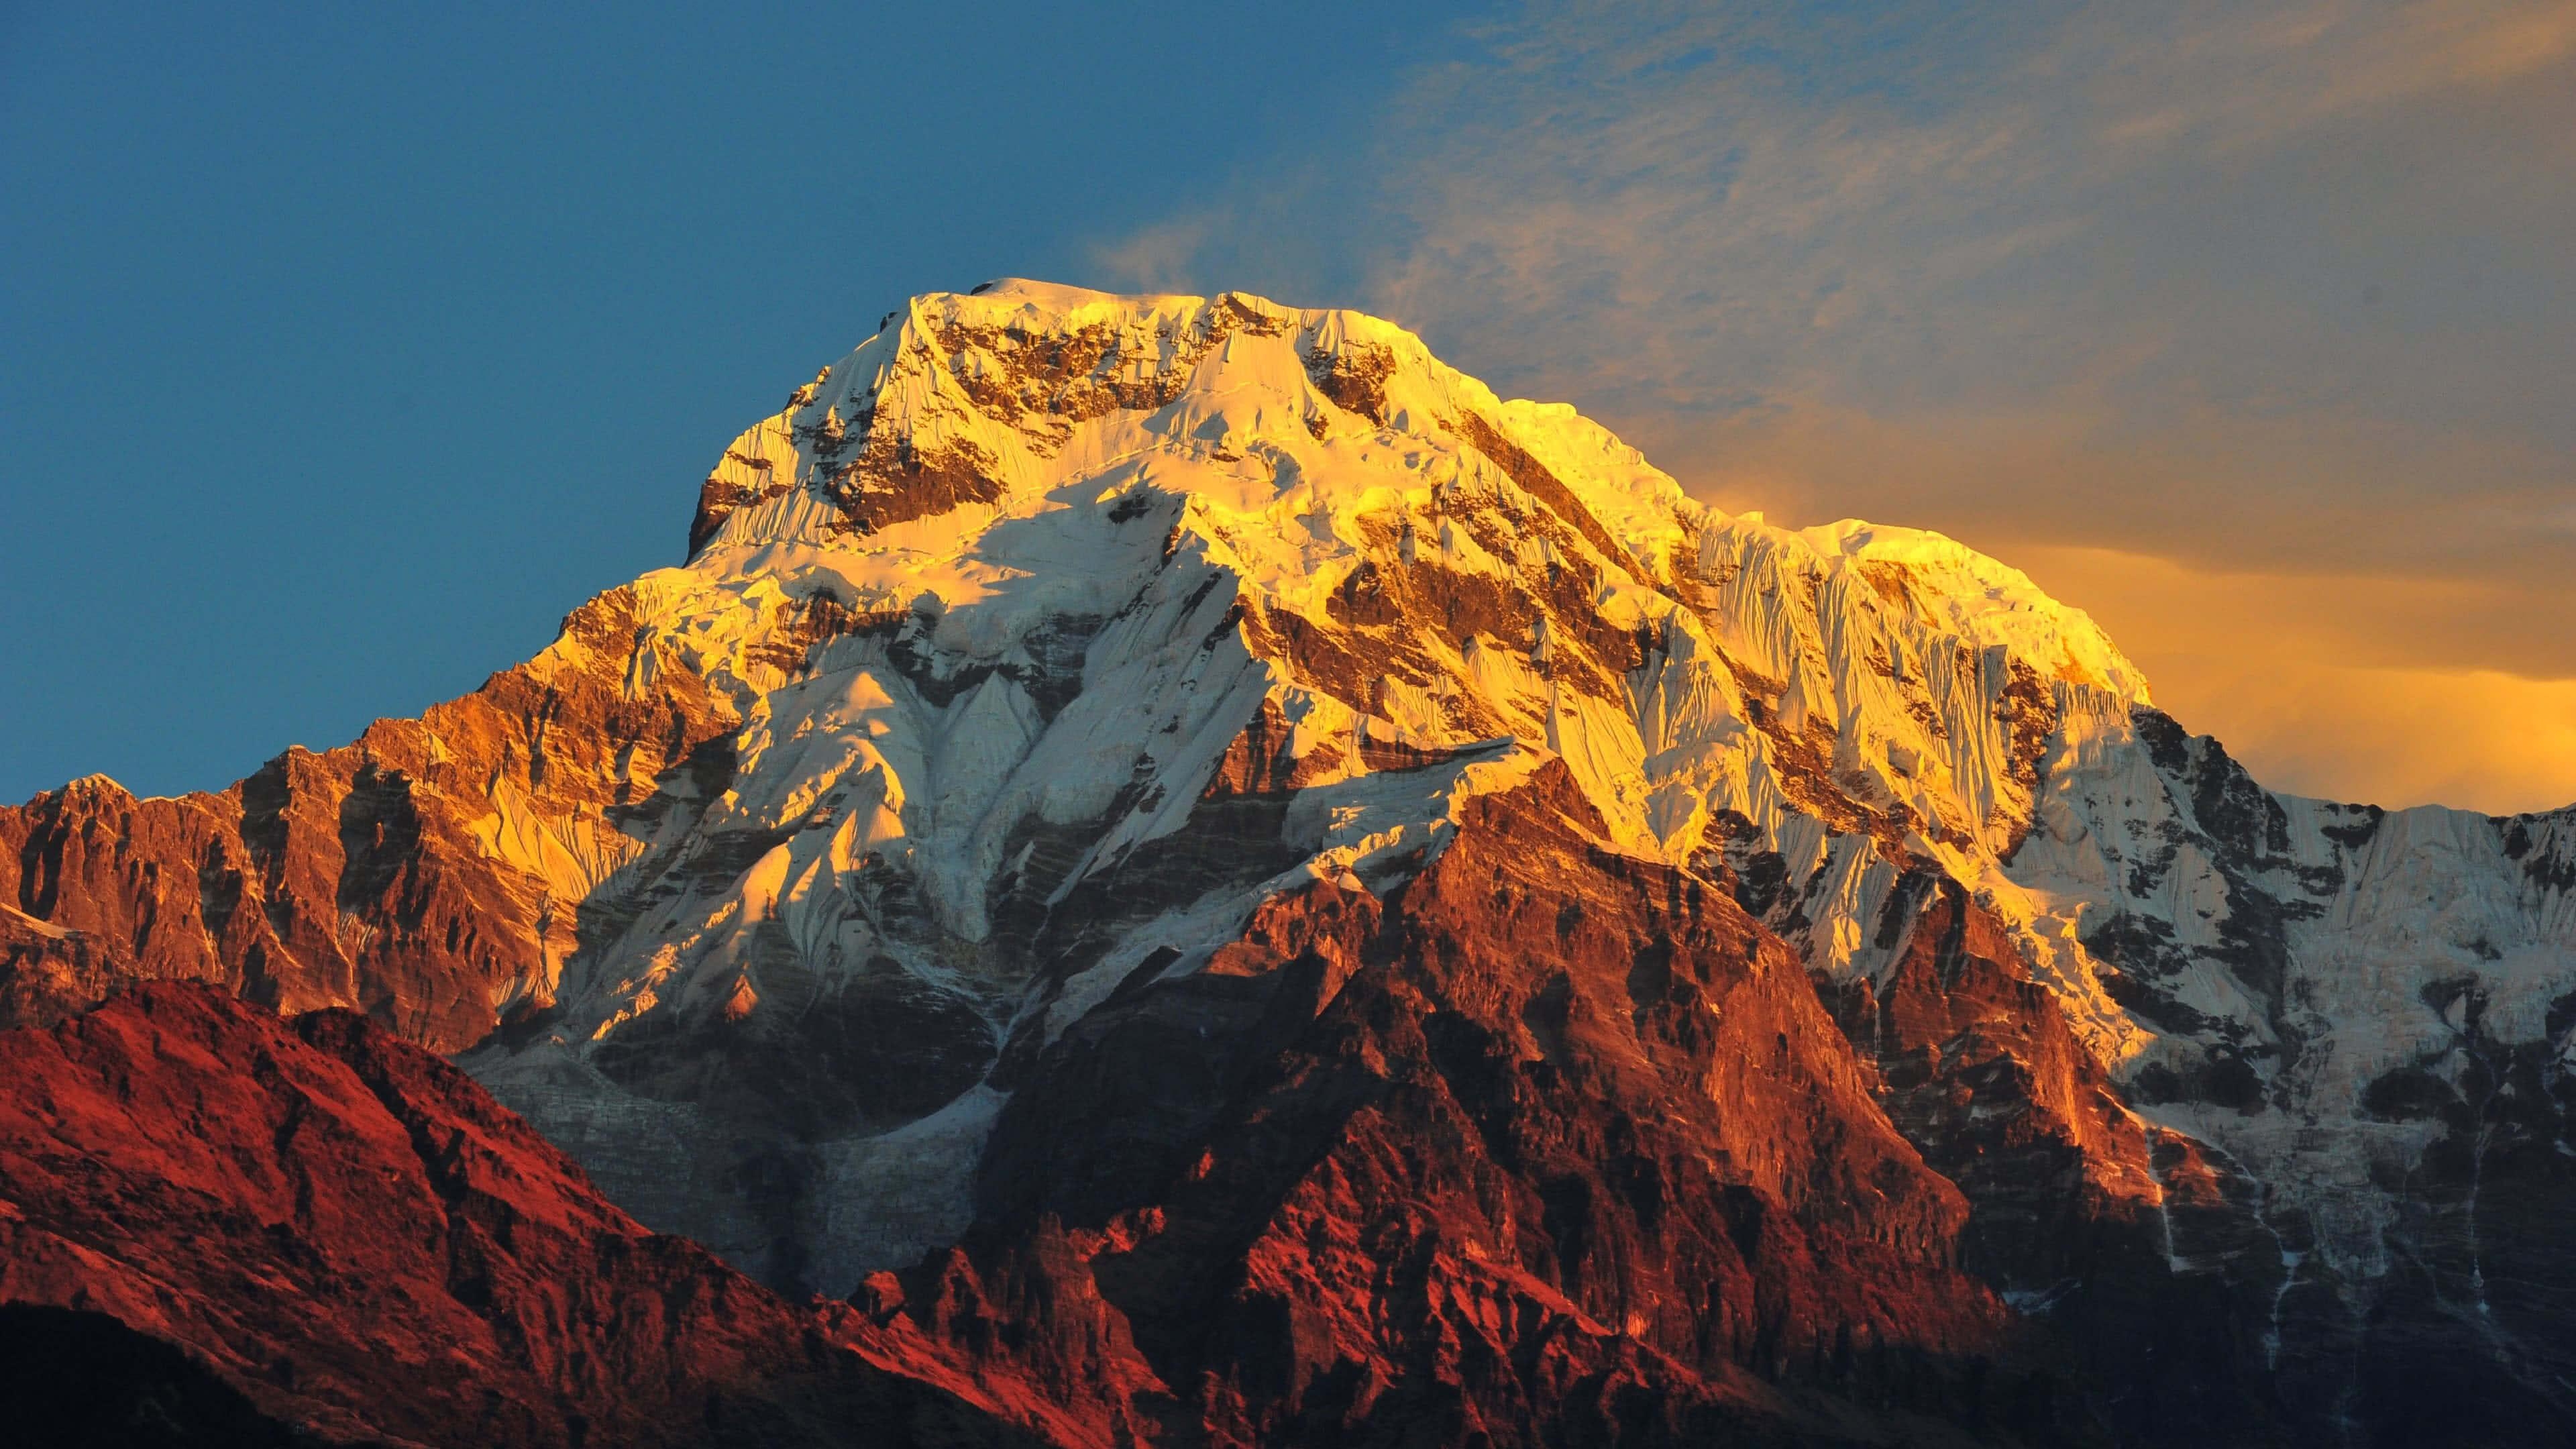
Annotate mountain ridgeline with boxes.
[5,282,2571,1447]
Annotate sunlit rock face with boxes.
[5,280,2571,1445]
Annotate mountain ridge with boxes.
[0,979,1083,1446]
[5,280,2571,1445]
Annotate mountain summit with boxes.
[5,282,2572,1446]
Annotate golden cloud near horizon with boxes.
[2009,545,2576,816]
[1659,404,2576,816]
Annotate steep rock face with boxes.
[2006,703,2576,1434]
[0,982,1068,1447]
[906,765,2075,1447]
[0,586,739,1049]
[5,279,2572,1444]
[1829,882,2295,1440]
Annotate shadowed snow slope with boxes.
[5,281,2571,1446]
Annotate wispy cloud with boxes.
[1089,0,2576,809]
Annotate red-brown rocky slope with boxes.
[0,586,738,1051]
[871,765,2089,1446]
[0,981,1071,1448]
[1825,878,2296,1441]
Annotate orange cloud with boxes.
[1662,396,2576,812]
[1655,400,2576,682]
[2010,545,2576,814]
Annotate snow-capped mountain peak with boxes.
[9,283,2567,1440]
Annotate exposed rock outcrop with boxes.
[0,585,739,1049]
[916,766,2074,1446]
[0,981,1071,1447]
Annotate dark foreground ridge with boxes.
[0,981,1071,1448]
[0,780,2293,1447]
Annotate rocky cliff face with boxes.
[926,765,2049,1446]
[0,584,737,1051]
[0,981,1075,1447]
[5,280,2571,1446]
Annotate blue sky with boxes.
[0,2,1472,800]
[7,1,2573,810]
